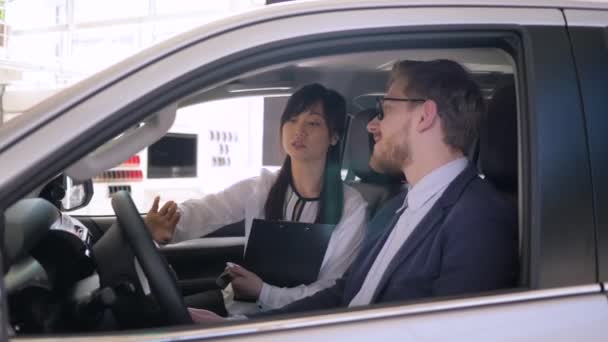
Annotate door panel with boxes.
[77,215,245,294]
[162,237,244,295]
[59,286,607,341]
[222,291,608,341]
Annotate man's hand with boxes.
[144,196,180,244]
[227,263,263,300]
[188,307,227,324]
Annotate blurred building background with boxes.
[0,0,278,123]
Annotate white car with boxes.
[1,0,608,340]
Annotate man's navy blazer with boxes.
[259,164,519,315]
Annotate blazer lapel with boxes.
[365,211,403,263]
[346,193,406,300]
[370,165,479,301]
[370,204,446,301]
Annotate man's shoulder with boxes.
[459,176,514,212]
[445,176,517,232]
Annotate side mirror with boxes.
[61,176,93,211]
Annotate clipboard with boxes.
[243,219,335,288]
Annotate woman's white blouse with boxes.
[172,168,368,312]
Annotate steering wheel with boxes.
[111,191,192,325]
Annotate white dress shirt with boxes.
[349,157,468,307]
[172,168,368,314]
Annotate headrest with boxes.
[344,108,404,184]
[479,81,518,195]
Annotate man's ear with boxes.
[417,100,439,132]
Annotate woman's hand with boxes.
[144,196,180,244]
[227,263,264,300]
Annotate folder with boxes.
[243,219,335,288]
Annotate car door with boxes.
[1,2,607,341]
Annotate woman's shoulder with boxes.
[225,168,278,196]
[239,168,280,197]
[257,168,280,186]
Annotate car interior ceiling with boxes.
[181,48,514,109]
[2,47,520,334]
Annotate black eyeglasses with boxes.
[375,96,427,120]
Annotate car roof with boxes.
[259,0,608,14]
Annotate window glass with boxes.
[67,48,518,218]
[70,96,278,215]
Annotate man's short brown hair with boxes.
[389,59,485,154]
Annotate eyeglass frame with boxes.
[375,96,427,120]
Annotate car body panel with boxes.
[12,285,607,341]
[563,10,608,282]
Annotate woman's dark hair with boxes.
[264,83,346,224]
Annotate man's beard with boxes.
[369,135,410,175]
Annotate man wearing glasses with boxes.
[192,59,518,322]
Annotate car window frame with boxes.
[564,10,608,283]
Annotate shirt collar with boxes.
[287,182,320,201]
[397,157,468,212]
